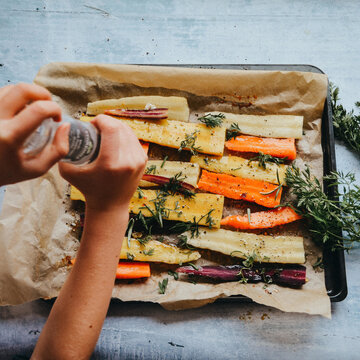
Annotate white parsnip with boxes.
[87,96,190,122]
[186,228,305,264]
[210,112,303,139]
[81,116,226,156]
[120,239,200,264]
[70,187,224,228]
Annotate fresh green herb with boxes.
[198,113,225,128]
[145,164,157,174]
[260,169,283,200]
[238,269,249,284]
[168,270,179,280]
[158,278,168,294]
[285,164,360,250]
[142,248,154,256]
[137,235,151,246]
[177,234,194,250]
[247,208,251,223]
[159,172,195,198]
[204,157,210,165]
[248,152,287,170]
[242,252,259,268]
[137,187,145,199]
[313,256,324,270]
[169,209,215,238]
[187,262,199,270]
[226,123,241,141]
[178,130,202,155]
[331,83,360,155]
[126,252,135,261]
[126,218,135,248]
[161,155,168,168]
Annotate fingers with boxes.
[24,123,70,178]
[9,100,62,145]
[0,85,15,101]
[0,83,52,118]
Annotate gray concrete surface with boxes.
[1,1,360,359]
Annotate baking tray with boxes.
[147,64,347,303]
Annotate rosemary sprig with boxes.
[177,234,195,250]
[248,152,287,170]
[198,113,225,128]
[158,278,168,294]
[161,155,168,168]
[188,262,199,270]
[169,209,215,238]
[226,123,241,141]
[126,252,135,261]
[285,164,360,250]
[330,83,360,155]
[178,130,202,155]
[145,164,157,174]
[142,248,154,256]
[260,169,283,200]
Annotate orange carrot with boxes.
[225,136,296,160]
[70,259,151,279]
[140,141,150,154]
[220,207,302,229]
[116,262,151,279]
[197,170,282,208]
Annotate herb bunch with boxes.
[198,113,225,128]
[285,164,360,250]
[178,130,202,155]
[159,172,195,199]
[226,123,241,141]
[331,83,360,155]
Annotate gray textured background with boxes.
[1,1,360,359]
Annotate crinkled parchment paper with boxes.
[0,63,330,317]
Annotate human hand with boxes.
[0,83,70,186]
[59,115,147,211]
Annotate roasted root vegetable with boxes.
[225,135,297,160]
[116,262,151,279]
[197,170,282,208]
[185,228,305,264]
[69,259,151,279]
[81,116,226,156]
[105,108,168,120]
[121,239,201,264]
[87,95,190,122]
[208,112,303,139]
[139,161,200,188]
[176,264,306,287]
[70,187,224,228]
[220,207,302,230]
[191,154,287,185]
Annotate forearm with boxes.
[32,204,129,360]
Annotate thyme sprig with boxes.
[226,123,241,141]
[198,113,225,128]
[159,172,195,199]
[178,130,202,155]
[248,152,287,170]
[330,83,360,155]
[285,164,360,250]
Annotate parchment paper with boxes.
[0,63,330,317]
